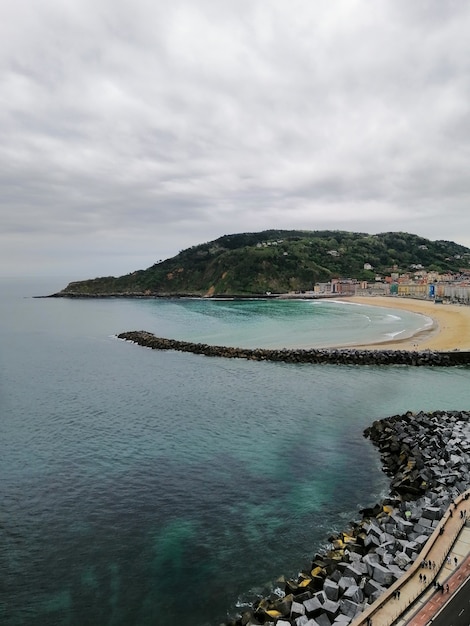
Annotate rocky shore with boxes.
[116,331,470,366]
[220,409,470,626]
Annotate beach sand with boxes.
[343,296,470,351]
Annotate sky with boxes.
[1,0,470,280]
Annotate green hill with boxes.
[55,230,470,297]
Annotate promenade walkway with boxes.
[404,535,470,626]
[350,489,470,626]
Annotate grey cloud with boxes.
[1,0,470,277]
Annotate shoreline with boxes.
[340,296,470,352]
[51,292,470,352]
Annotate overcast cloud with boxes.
[1,0,470,279]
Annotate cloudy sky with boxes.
[2,0,470,279]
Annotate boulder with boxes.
[332,616,352,624]
[342,585,364,604]
[394,551,412,570]
[322,599,340,619]
[363,553,380,576]
[372,563,394,586]
[339,598,360,619]
[338,576,357,593]
[291,601,306,617]
[323,579,339,602]
[343,564,363,582]
[315,614,332,626]
[414,534,430,549]
[303,596,323,616]
[422,506,441,520]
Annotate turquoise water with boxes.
[1,279,469,626]
[126,296,432,349]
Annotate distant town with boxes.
[254,236,470,303]
[312,265,470,303]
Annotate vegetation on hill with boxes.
[56,230,470,296]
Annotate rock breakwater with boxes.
[116,331,470,366]
[218,410,470,626]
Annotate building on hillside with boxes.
[426,271,440,283]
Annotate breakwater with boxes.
[116,331,470,366]
[222,410,470,626]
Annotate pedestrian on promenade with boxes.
[397,590,400,599]
[419,574,423,583]
[446,583,450,593]
[454,556,458,566]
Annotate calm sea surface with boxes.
[1,278,469,626]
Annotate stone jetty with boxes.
[218,410,470,626]
[116,331,470,366]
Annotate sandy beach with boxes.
[345,296,470,351]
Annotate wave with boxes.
[384,329,407,339]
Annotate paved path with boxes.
[350,490,470,626]
[401,526,470,625]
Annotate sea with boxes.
[1,277,470,626]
